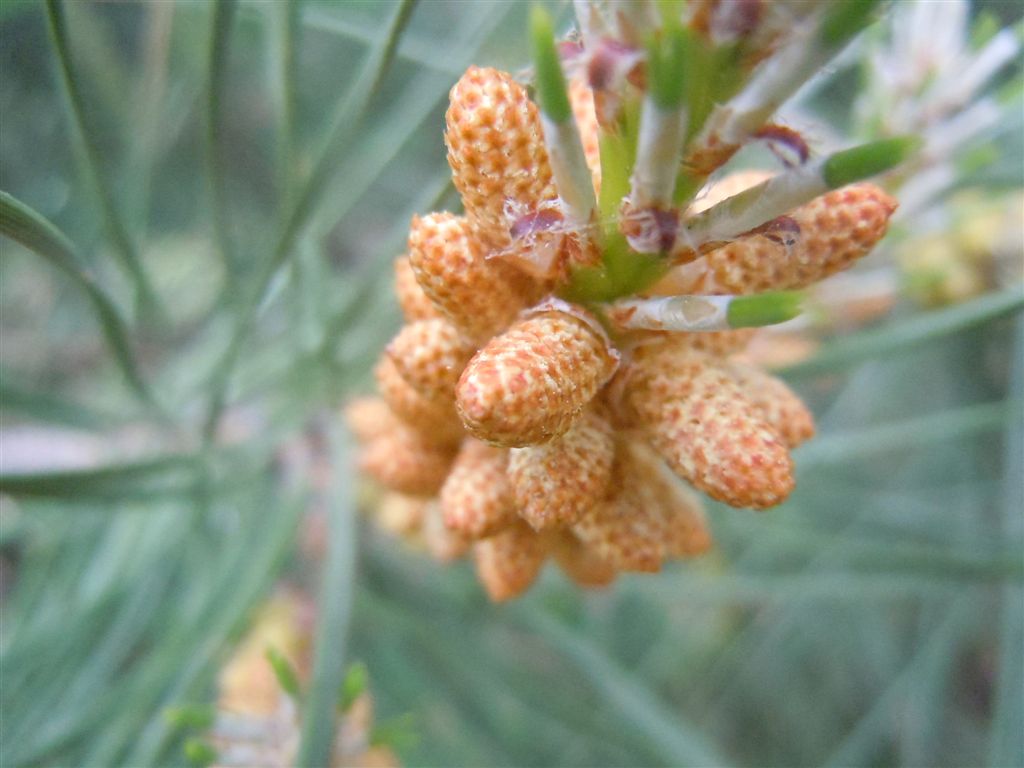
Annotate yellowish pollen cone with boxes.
[508,408,616,530]
[445,66,557,251]
[457,307,618,447]
[394,255,442,322]
[407,211,534,342]
[440,439,518,539]
[358,424,455,497]
[474,521,551,601]
[386,318,476,402]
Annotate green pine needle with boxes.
[529,5,571,123]
[819,0,884,48]
[823,136,923,188]
[647,25,689,110]
[0,191,166,419]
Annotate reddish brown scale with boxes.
[741,215,801,246]
[753,124,809,167]
[620,203,682,256]
[682,139,742,182]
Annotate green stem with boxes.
[201,0,418,444]
[514,609,733,768]
[781,288,1024,377]
[270,0,300,222]
[44,0,165,325]
[0,191,167,420]
[988,318,1024,765]
[126,0,174,236]
[0,453,197,501]
[797,399,1022,468]
[204,0,239,277]
[296,427,357,766]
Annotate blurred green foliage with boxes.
[0,2,1021,767]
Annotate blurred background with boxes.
[1,1,1022,766]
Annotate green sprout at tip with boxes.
[824,136,922,189]
[183,738,218,768]
[338,661,369,712]
[164,704,217,731]
[727,291,804,329]
[266,646,303,701]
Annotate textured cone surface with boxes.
[374,355,463,445]
[358,425,455,497]
[621,343,794,507]
[457,308,618,447]
[668,183,898,294]
[407,212,532,341]
[573,481,665,573]
[474,521,550,601]
[422,501,469,562]
[635,365,794,508]
[572,442,676,572]
[508,409,615,530]
[386,319,476,402]
[345,397,397,443]
[629,442,713,557]
[446,66,557,249]
[616,338,713,419]
[727,362,815,448]
[440,440,518,539]
[629,329,756,356]
[552,531,617,587]
[394,256,442,322]
[738,329,820,369]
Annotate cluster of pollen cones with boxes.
[349,65,896,601]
